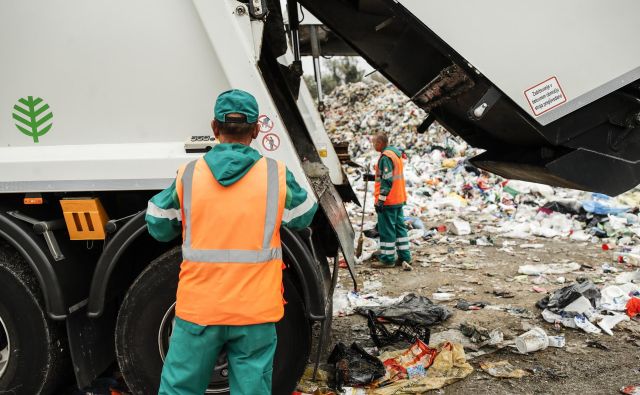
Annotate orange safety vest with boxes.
[174,157,287,326]
[374,149,407,205]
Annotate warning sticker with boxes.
[524,77,567,116]
[262,133,280,151]
[258,114,274,133]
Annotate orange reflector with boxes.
[60,198,109,240]
[24,197,43,205]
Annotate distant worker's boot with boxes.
[371,259,396,269]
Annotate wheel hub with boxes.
[158,303,230,394]
[0,315,10,379]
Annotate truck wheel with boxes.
[116,248,311,395]
[0,249,68,394]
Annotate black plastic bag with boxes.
[542,201,580,215]
[328,342,386,389]
[355,293,452,326]
[536,280,601,312]
[365,309,431,348]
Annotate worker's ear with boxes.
[251,123,260,140]
[212,120,220,139]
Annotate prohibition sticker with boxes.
[258,114,274,133]
[262,133,280,151]
[524,76,567,116]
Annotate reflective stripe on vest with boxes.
[181,158,282,263]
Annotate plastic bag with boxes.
[328,342,386,389]
[382,340,438,381]
[355,293,452,327]
[536,280,600,313]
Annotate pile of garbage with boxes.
[321,339,473,395]
[537,278,640,336]
[323,80,640,261]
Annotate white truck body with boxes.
[0,0,344,192]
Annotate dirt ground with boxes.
[326,231,640,395]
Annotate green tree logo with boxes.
[12,96,53,143]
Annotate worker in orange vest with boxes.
[146,89,317,395]
[371,132,411,269]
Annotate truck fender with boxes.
[87,213,327,321]
[87,211,147,317]
[281,227,326,321]
[0,211,67,319]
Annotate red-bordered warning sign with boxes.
[524,76,567,116]
[262,133,280,151]
[258,114,274,133]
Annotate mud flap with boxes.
[317,183,358,290]
[66,303,118,388]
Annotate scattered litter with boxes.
[328,342,386,389]
[574,315,601,334]
[492,289,515,298]
[617,271,640,284]
[472,236,494,246]
[455,299,487,311]
[548,335,566,348]
[516,327,549,353]
[373,342,473,394]
[480,360,529,379]
[381,340,438,381]
[460,322,503,347]
[620,384,640,395]
[355,293,452,327]
[598,313,630,336]
[448,220,471,236]
[601,285,631,311]
[333,290,406,317]
[432,292,455,301]
[520,243,545,249]
[582,194,629,215]
[585,340,610,351]
[627,298,640,318]
[296,366,330,394]
[537,280,600,314]
[365,309,431,348]
[519,262,581,275]
[323,81,640,394]
[563,296,593,314]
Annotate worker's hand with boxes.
[375,201,385,212]
[363,173,376,182]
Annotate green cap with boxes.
[214,89,259,123]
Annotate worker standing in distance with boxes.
[145,89,318,395]
[371,132,411,269]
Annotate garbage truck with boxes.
[1,0,640,393]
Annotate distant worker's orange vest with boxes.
[374,149,407,206]
[175,157,287,326]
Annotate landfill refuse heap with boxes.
[323,80,640,259]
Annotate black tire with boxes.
[116,248,311,395]
[0,247,68,395]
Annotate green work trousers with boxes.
[378,205,411,264]
[158,317,277,395]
